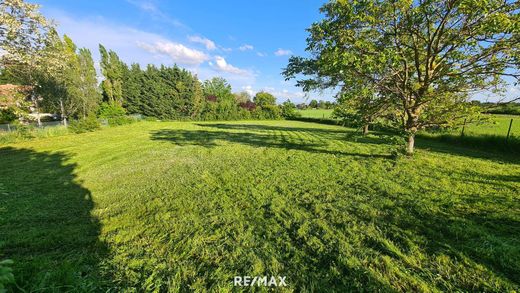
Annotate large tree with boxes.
[284,0,520,155]
[1,0,58,125]
[77,48,101,117]
[37,34,92,125]
[99,44,124,105]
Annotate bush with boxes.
[69,116,101,134]
[107,116,135,126]
[98,102,126,118]
[15,124,35,139]
[253,105,282,120]
[281,100,301,119]
[0,108,17,124]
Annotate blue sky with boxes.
[33,0,519,103]
[35,0,333,103]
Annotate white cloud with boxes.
[239,44,254,51]
[212,56,252,76]
[242,85,255,96]
[256,52,266,57]
[42,9,259,93]
[188,35,217,51]
[138,41,210,65]
[125,0,187,29]
[274,48,292,56]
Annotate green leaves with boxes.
[0,259,14,293]
[284,0,520,153]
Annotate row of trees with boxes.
[296,99,335,110]
[1,0,293,126]
[284,0,520,154]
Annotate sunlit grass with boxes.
[296,109,334,119]
[1,120,519,291]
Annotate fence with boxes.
[458,116,517,142]
[0,121,63,132]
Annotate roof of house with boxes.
[0,84,32,108]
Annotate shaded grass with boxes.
[1,120,519,292]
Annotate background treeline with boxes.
[119,62,294,121]
[474,101,520,116]
[1,34,300,127]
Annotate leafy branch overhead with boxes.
[284,0,520,154]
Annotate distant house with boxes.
[0,84,56,123]
[0,84,33,109]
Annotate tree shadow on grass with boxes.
[0,147,108,291]
[151,123,393,159]
[416,135,520,164]
[370,192,520,289]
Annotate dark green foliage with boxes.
[122,64,203,120]
[0,108,17,123]
[68,116,101,133]
[482,103,520,115]
[0,259,14,291]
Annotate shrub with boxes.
[68,116,101,134]
[15,124,35,139]
[98,102,126,118]
[281,100,301,119]
[107,116,135,126]
[0,108,17,124]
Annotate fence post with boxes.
[7,123,11,132]
[461,118,467,137]
[506,118,513,142]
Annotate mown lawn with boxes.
[297,109,334,119]
[1,120,519,292]
[459,115,519,137]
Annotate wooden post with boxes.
[506,118,513,142]
[461,118,467,137]
[7,123,11,132]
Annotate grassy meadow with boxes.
[297,109,334,119]
[458,115,519,137]
[1,120,519,292]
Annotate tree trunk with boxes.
[34,99,42,127]
[362,124,369,135]
[60,99,68,127]
[406,133,415,156]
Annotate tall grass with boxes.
[0,125,69,145]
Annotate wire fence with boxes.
[0,121,63,132]
[458,116,517,141]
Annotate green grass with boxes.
[297,109,334,119]
[458,115,519,137]
[1,120,519,292]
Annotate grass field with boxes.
[297,109,334,119]
[1,120,519,291]
[458,115,519,137]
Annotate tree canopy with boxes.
[284,0,520,154]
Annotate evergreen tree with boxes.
[77,48,101,117]
[99,44,124,105]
